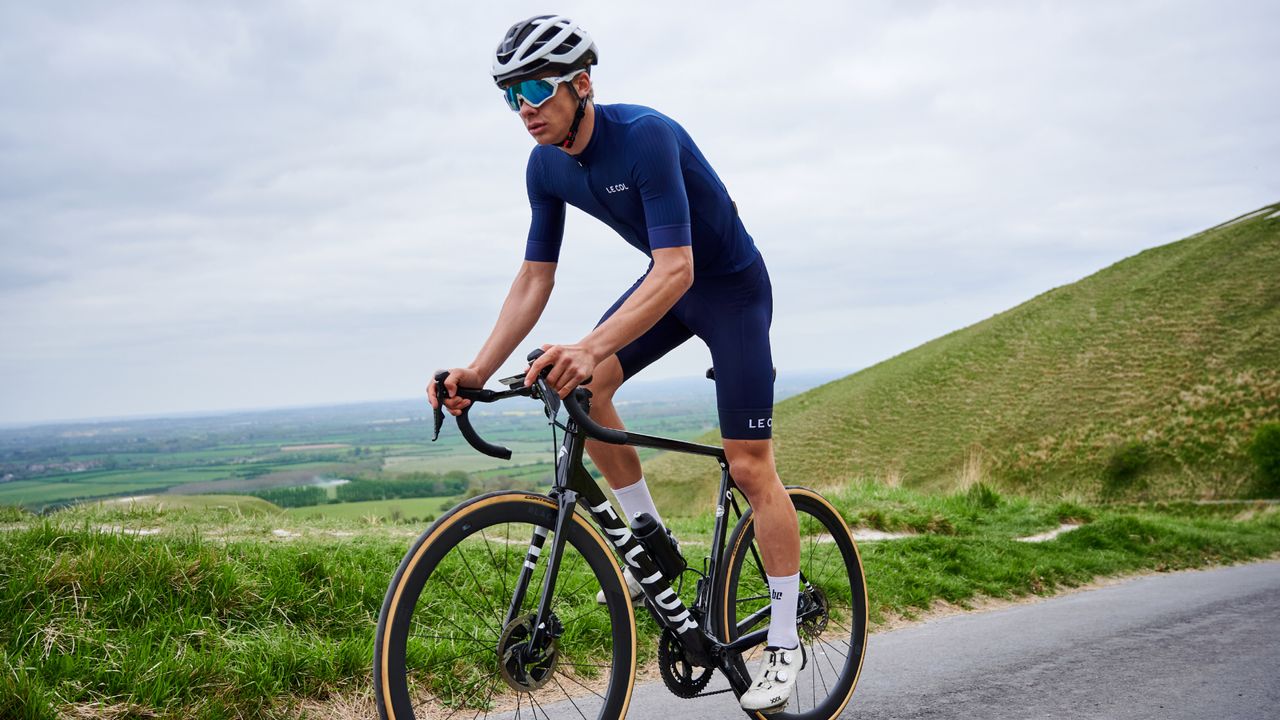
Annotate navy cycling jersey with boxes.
[524,103,760,276]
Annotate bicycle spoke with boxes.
[553,674,591,720]
[481,527,510,611]
[479,675,499,720]
[470,676,499,720]
[412,642,497,678]
[556,667,608,700]
[810,638,825,709]
[420,606,500,653]
[459,542,506,626]
[557,660,615,669]
[553,599,607,630]
[413,633,499,645]
[443,562,504,632]
[528,689,550,720]
[559,562,602,601]
[437,666,501,720]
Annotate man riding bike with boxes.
[426,15,803,713]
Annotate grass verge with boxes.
[1,483,1278,718]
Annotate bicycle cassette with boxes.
[657,627,714,698]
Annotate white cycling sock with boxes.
[612,476,664,529]
[766,572,801,649]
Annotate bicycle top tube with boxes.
[434,348,727,462]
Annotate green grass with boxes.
[649,203,1280,510]
[2,484,1278,718]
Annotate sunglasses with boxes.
[502,69,585,112]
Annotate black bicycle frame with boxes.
[440,366,780,694]
[510,390,772,692]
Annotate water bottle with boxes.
[631,512,686,581]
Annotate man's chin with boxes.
[528,127,559,145]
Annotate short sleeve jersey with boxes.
[524,103,759,277]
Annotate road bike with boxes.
[374,349,868,720]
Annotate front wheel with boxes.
[374,491,637,720]
[715,487,869,720]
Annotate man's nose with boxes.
[519,101,538,119]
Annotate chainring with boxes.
[657,627,714,698]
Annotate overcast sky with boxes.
[1,0,1276,426]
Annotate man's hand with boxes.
[427,367,485,416]
[524,343,599,398]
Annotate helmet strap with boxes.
[559,89,589,150]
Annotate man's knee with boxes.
[584,354,625,399]
[724,439,779,496]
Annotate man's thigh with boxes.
[595,272,695,381]
[678,257,775,439]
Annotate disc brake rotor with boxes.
[498,613,561,692]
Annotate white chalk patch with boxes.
[1016,523,1082,543]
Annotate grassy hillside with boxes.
[649,203,1280,509]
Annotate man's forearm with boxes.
[469,267,554,381]
[581,263,691,362]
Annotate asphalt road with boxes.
[617,560,1280,720]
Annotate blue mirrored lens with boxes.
[503,78,556,111]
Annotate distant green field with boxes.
[95,494,283,516]
[473,461,555,483]
[0,467,235,508]
[284,494,466,521]
[383,450,550,474]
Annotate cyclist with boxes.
[427,15,802,712]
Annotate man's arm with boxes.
[582,246,692,360]
[524,246,692,394]
[470,260,557,381]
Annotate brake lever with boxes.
[534,377,562,420]
[525,348,591,422]
[431,370,449,441]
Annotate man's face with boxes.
[510,71,590,145]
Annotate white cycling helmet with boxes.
[493,15,598,87]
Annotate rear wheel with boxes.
[374,491,637,720]
[715,487,868,720]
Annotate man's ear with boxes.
[575,71,592,98]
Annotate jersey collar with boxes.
[570,103,605,167]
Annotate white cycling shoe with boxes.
[596,566,643,604]
[740,645,805,713]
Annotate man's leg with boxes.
[726,437,804,712]
[584,354,673,603]
[722,437,800,577]
[583,263,694,519]
[582,355,641,489]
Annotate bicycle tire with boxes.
[714,487,868,720]
[374,491,637,720]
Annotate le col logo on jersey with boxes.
[605,183,630,194]
[748,417,772,429]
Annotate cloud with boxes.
[1,0,1277,423]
